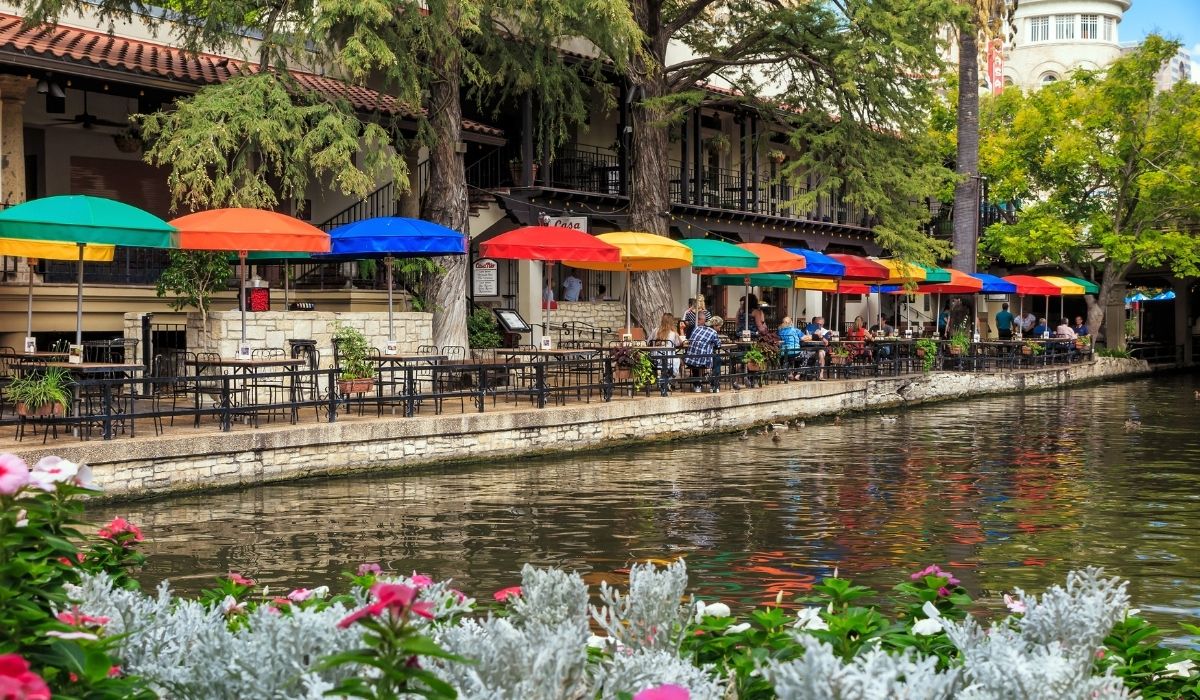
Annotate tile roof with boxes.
[0,13,503,137]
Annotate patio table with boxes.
[14,361,144,440]
[186,357,302,429]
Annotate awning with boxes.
[678,239,759,269]
[1002,275,1063,296]
[699,243,806,275]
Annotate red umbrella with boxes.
[1002,275,1062,337]
[827,254,890,281]
[478,226,621,341]
[171,208,331,355]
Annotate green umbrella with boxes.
[680,239,759,268]
[919,265,952,284]
[711,273,794,288]
[1062,276,1100,294]
[0,195,177,345]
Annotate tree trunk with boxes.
[952,27,980,273]
[421,17,471,350]
[626,3,673,332]
[1092,264,1125,349]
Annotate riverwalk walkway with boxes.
[6,356,1153,499]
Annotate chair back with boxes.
[417,345,438,355]
[440,345,465,361]
[252,348,284,360]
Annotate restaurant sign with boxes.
[544,216,588,232]
[473,258,499,297]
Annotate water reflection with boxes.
[91,375,1200,631]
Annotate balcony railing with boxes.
[40,248,171,285]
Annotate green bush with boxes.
[467,309,502,349]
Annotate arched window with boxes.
[1004,77,1014,86]
[1040,72,1059,85]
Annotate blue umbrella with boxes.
[968,273,1018,294]
[784,248,845,277]
[1125,292,1150,303]
[1149,290,1176,302]
[323,217,467,340]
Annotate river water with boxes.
[92,374,1200,633]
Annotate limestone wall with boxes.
[551,301,627,335]
[14,357,1151,500]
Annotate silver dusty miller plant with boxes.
[593,649,727,700]
[763,636,963,699]
[591,558,690,651]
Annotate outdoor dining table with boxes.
[15,361,145,440]
[185,357,303,430]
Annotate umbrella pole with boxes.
[26,258,34,341]
[75,243,84,346]
[284,261,291,310]
[386,255,395,340]
[626,268,632,335]
[744,278,750,334]
[240,252,249,354]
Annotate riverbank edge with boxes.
[18,357,1154,501]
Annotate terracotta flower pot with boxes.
[338,378,375,394]
[830,355,848,366]
[745,360,765,372]
[916,347,926,358]
[1021,345,1033,356]
[17,402,64,418]
[949,346,962,356]
[613,367,632,382]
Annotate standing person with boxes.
[652,312,683,381]
[937,302,950,337]
[562,270,583,301]
[1072,315,1089,336]
[684,317,722,393]
[683,296,711,336]
[542,278,555,304]
[996,302,1015,340]
[1016,308,1036,335]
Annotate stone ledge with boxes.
[13,357,1151,500]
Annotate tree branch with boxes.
[662,0,724,41]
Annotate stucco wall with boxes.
[11,357,1151,500]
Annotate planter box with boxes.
[949,346,963,356]
[830,355,849,366]
[613,367,632,382]
[1021,346,1033,356]
[745,360,765,372]
[17,402,65,418]
[338,378,375,394]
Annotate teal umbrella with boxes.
[0,195,177,345]
[679,239,759,268]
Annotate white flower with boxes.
[695,601,730,622]
[46,630,99,641]
[912,601,944,636]
[725,622,751,635]
[220,595,245,615]
[1004,594,1027,614]
[1165,660,1195,678]
[14,509,27,528]
[310,586,329,598]
[1126,608,1141,618]
[794,607,829,631]
[72,464,95,489]
[587,635,610,649]
[27,456,79,491]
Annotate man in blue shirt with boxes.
[1072,315,1089,336]
[996,302,1015,340]
[684,321,723,393]
[805,316,830,339]
[1031,317,1049,337]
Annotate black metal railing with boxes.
[40,248,171,285]
[317,181,398,232]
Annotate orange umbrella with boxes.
[171,209,331,355]
[698,244,806,335]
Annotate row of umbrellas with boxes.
[0,195,468,350]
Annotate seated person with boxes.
[1031,317,1049,337]
[684,320,723,393]
[1055,318,1077,339]
[805,316,831,340]
[1072,315,1089,337]
[845,315,874,362]
[800,326,829,380]
[778,317,804,379]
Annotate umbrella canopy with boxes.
[1037,276,1086,295]
[678,238,759,269]
[918,269,984,294]
[1150,290,1176,301]
[711,273,794,288]
[477,226,621,262]
[0,238,116,344]
[1061,276,1100,295]
[565,231,692,271]
[874,259,929,283]
[699,243,806,275]
[1125,291,1150,303]
[172,208,331,254]
[784,248,845,277]
[792,275,841,292]
[1002,275,1063,296]
[0,195,177,248]
[826,254,890,281]
[969,273,1017,294]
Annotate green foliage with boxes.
[1125,318,1139,339]
[467,309,502,349]
[979,36,1200,284]
[751,333,782,366]
[138,73,402,212]
[5,366,72,413]
[742,347,767,366]
[1024,339,1046,356]
[947,331,970,354]
[1097,347,1133,359]
[154,251,232,334]
[914,337,939,371]
[333,324,375,381]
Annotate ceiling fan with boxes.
[52,90,128,130]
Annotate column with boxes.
[1173,278,1192,366]
[398,145,421,218]
[0,76,34,284]
[517,259,543,345]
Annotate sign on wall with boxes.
[544,216,588,232]
[473,257,499,297]
[987,39,1005,95]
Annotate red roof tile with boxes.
[0,13,503,137]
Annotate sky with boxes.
[1120,0,1200,79]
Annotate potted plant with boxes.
[508,157,538,185]
[746,332,781,372]
[6,366,72,417]
[742,346,768,372]
[947,331,970,357]
[829,345,851,365]
[1022,339,1044,356]
[332,324,375,394]
[914,337,938,371]
[608,345,655,389]
[1074,335,1092,351]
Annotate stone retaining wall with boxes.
[14,358,1152,499]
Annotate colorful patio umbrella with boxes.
[171,208,331,354]
[477,226,621,341]
[322,217,467,342]
[564,231,693,333]
[1062,276,1100,295]
[826,254,890,281]
[784,248,845,277]
[698,244,807,335]
[0,195,177,345]
[0,238,115,349]
[969,273,1017,294]
[1150,290,1176,301]
[792,275,841,292]
[712,273,794,288]
[1003,275,1063,334]
[1038,276,1088,322]
[1125,291,1150,303]
[918,269,983,294]
[678,238,758,269]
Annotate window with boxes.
[1081,14,1097,39]
[1103,16,1114,41]
[1041,73,1059,84]
[1056,15,1075,40]
[1030,16,1049,42]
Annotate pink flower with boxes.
[911,564,960,586]
[493,586,523,602]
[357,563,383,576]
[287,588,313,602]
[220,596,245,616]
[0,654,51,700]
[56,611,110,627]
[0,454,29,496]
[226,572,254,586]
[1004,594,1027,614]
[27,456,79,491]
[634,685,690,700]
[97,517,143,545]
[337,582,432,628]
[410,573,433,588]
[449,589,467,603]
[937,587,951,597]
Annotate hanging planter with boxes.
[112,130,143,153]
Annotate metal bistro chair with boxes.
[249,348,290,423]
[150,351,193,434]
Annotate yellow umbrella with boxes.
[0,237,116,347]
[1038,275,1086,322]
[566,231,693,332]
[873,258,928,283]
[793,276,841,292]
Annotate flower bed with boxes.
[1,453,1198,699]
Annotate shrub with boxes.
[467,308,502,349]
